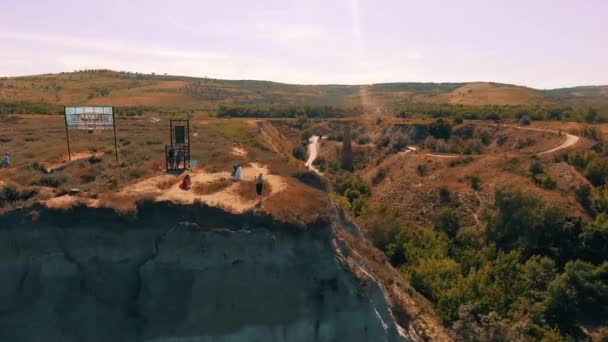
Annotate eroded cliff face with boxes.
[0,202,411,342]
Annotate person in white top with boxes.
[1,152,11,168]
[232,164,242,181]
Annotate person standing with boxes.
[175,148,184,169]
[1,152,11,168]
[167,147,175,169]
[255,173,264,206]
[232,164,242,181]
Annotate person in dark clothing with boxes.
[175,148,185,169]
[167,148,175,169]
[255,173,264,207]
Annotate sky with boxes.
[0,0,606,88]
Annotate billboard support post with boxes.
[63,106,72,161]
[112,112,119,163]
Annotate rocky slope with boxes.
[0,202,414,342]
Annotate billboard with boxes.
[65,106,114,130]
[174,126,186,144]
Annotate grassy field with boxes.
[0,113,306,210]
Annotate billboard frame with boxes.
[63,106,119,163]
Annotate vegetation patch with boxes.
[192,178,233,195]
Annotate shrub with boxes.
[34,173,67,188]
[417,164,428,176]
[433,208,461,238]
[519,115,532,126]
[567,150,597,171]
[585,157,608,186]
[439,186,451,203]
[575,184,594,214]
[293,171,327,190]
[453,116,464,125]
[584,107,599,124]
[371,168,387,185]
[429,119,452,139]
[356,135,371,145]
[192,178,232,195]
[470,175,481,190]
[593,186,608,214]
[449,157,474,167]
[543,260,608,331]
[515,137,536,149]
[529,160,544,175]
[579,125,601,141]
[0,184,37,208]
[292,145,306,160]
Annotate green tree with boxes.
[586,157,608,186]
[579,214,608,264]
[584,107,599,124]
[543,261,608,332]
[576,184,594,215]
[429,118,452,139]
[433,208,461,238]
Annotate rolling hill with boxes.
[1,70,607,114]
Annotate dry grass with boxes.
[192,177,233,195]
[263,179,328,223]
[157,177,180,190]
[234,179,271,200]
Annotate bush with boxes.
[584,108,599,124]
[371,168,387,185]
[0,184,37,208]
[292,145,306,161]
[433,208,461,238]
[417,164,428,176]
[515,137,536,149]
[453,116,464,125]
[519,115,532,126]
[334,176,371,217]
[567,150,597,171]
[543,261,608,331]
[580,215,608,264]
[529,160,544,175]
[293,171,327,190]
[192,178,232,195]
[470,175,481,190]
[533,173,557,190]
[579,125,601,141]
[449,157,474,167]
[575,184,594,214]
[439,186,451,203]
[34,173,67,188]
[586,157,608,186]
[429,119,452,139]
[356,135,371,145]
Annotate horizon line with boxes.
[2,68,607,91]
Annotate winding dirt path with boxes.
[423,124,580,159]
[305,135,321,174]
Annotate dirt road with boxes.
[503,125,579,155]
[305,135,321,174]
[424,124,580,158]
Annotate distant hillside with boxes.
[0,70,607,114]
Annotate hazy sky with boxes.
[1,0,606,88]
